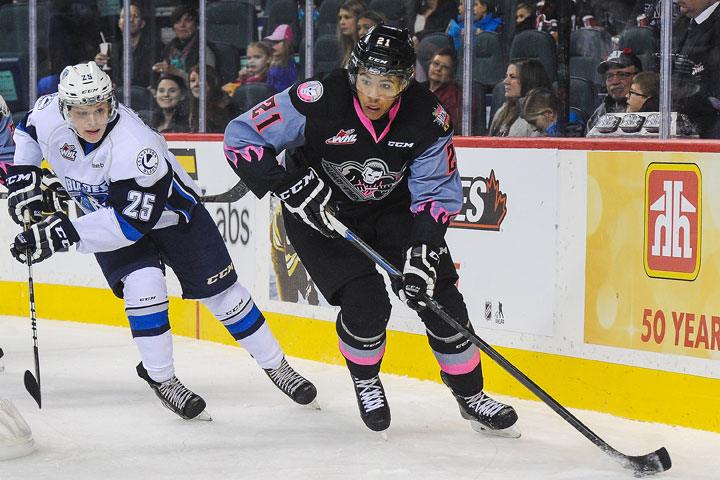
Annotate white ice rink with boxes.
[0,315,717,480]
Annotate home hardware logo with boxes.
[644,163,701,280]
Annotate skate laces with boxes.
[464,391,506,418]
[266,358,307,395]
[353,377,386,412]
[158,376,195,410]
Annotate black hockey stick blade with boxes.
[325,215,671,477]
[201,179,249,203]
[24,369,41,408]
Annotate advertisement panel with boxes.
[446,148,558,336]
[585,151,720,360]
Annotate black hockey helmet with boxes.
[348,24,415,96]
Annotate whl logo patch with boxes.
[60,143,77,161]
[325,129,357,145]
[644,163,701,280]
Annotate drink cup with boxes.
[583,15,596,28]
[637,14,648,26]
[99,42,112,71]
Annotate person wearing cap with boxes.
[264,24,299,92]
[586,49,643,133]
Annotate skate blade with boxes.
[305,398,321,410]
[190,410,213,421]
[469,420,521,438]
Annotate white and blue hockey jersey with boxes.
[13,94,201,254]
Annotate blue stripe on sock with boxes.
[224,304,263,337]
[128,310,169,337]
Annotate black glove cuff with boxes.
[271,167,319,205]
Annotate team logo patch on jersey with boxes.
[325,129,357,145]
[432,104,450,132]
[60,143,77,161]
[136,148,159,175]
[36,94,56,110]
[297,81,323,102]
[322,158,404,202]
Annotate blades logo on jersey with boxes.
[60,143,77,161]
[137,148,159,175]
[66,176,109,212]
[322,158,403,201]
[325,129,358,145]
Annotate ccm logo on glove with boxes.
[276,169,318,200]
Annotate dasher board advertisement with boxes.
[447,148,558,337]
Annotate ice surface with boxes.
[0,316,717,479]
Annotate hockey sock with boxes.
[123,267,174,382]
[201,281,283,369]
[336,313,386,379]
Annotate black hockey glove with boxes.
[41,168,71,214]
[6,164,44,226]
[273,167,338,238]
[10,212,80,264]
[399,243,440,311]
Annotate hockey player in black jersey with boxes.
[224,24,519,436]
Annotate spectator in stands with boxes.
[151,74,190,133]
[489,58,552,136]
[626,71,659,112]
[515,2,536,34]
[94,1,162,89]
[422,47,463,123]
[265,24,299,92]
[412,0,458,41]
[337,0,369,67]
[152,5,216,84]
[672,0,720,138]
[37,75,60,96]
[188,65,235,133]
[447,0,502,50]
[222,41,273,97]
[586,49,643,132]
[357,10,387,38]
[521,87,585,136]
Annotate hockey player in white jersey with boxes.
[6,61,318,420]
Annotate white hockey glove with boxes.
[273,167,338,238]
[10,212,79,264]
[399,243,441,311]
[41,168,71,215]
[6,164,44,225]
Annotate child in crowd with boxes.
[626,72,660,113]
[337,0,368,67]
[521,87,585,137]
[447,0,502,50]
[188,65,235,133]
[222,41,273,97]
[265,24,299,93]
[357,10,387,38]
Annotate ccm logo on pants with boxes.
[207,263,235,285]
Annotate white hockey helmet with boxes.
[58,61,116,122]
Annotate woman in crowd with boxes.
[423,47,463,124]
[489,58,552,137]
[447,0,502,50]
[222,41,273,97]
[265,24,299,92]
[152,5,216,84]
[626,72,660,113]
[357,10,387,38]
[151,74,190,133]
[188,65,235,133]
[520,87,585,137]
[337,0,368,67]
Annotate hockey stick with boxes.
[22,211,42,408]
[200,179,249,203]
[325,214,671,477]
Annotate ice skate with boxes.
[441,372,520,438]
[136,362,212,421]
[351,374,391,433]
[264,357,319,409]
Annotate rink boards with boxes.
[1,135,718,433]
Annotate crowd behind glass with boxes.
[1,0,718,138]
